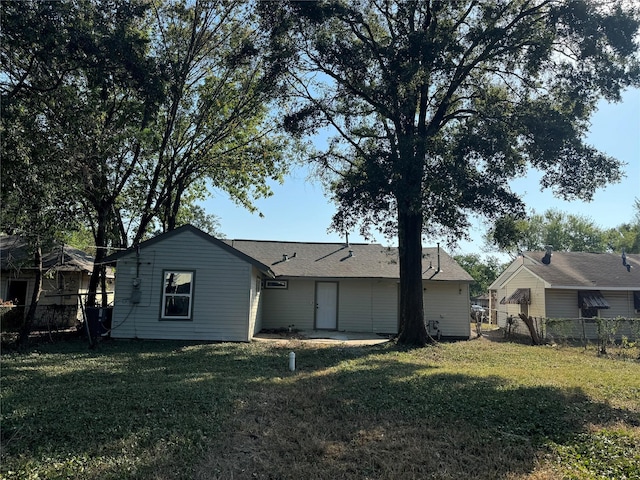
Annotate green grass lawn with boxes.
[1,334,639,480]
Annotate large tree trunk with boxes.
[17,245,42,345]
[396,206,429,346]
[87,204,109,307]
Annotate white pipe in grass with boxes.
[289,351,296,371]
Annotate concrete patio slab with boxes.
[253,330,392,346]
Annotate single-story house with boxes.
[488,250,640,339]
[104,224,474,342]
[0,235,113,329]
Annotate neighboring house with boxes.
[488,250,640,339]
[471,294,490,309]
[0,235,113,329]
[104,224,474,342]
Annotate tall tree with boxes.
[1,89,80,344]
[259,1,640,345]
[126,0,288,245]
[2,0,289,307]
[2,0,165,308]
[1,1,91,342]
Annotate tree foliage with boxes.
[454,254,506,298]
[2,0,289,307]
[125,0,289,245]
[258,0,640,345]
[489,201,640,254]
[605,198,640,253]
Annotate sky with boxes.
[201,88,640,258]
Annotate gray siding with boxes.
[545,289,580,319]
[371,280,399,333]
[545,289,638,340]
[606,291,637,318]
[547,289,638,319]
[110,230,253,342]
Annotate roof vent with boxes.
[622,249,631,272]
[283,254,288,262]
[541,245,552,265]
[348,249,354,258]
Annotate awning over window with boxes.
[578,290,610,309]
[634,291,640,310]
[502,288,530,305]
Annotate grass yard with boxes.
[1,333,639,480]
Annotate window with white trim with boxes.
[161,271,194,320]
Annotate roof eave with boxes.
[547,285,639,291]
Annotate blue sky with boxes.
[201,88,639,257]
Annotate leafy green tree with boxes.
[1,0,96,341]
[3,0,288,307]
[1,92,80,344]
[259,1,640,345]
[454,254,506,298]
[2,0,165,308]
[604,198,640,253]
[127,0,288,245]
[489,209,608,252]
[146,181,223,239]
[488,203,640,254]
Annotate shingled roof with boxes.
[520,251,640,289]
[226,239,473,281]
[0,235,97,273]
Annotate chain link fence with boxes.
[504,315,640,355]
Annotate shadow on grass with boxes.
[203,353,638,479]
[1,338,637,480]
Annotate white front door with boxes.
[315,282,338,330]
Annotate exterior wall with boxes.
[424,281,470,339]
[606,291,637,318]
[261,278,398,333]
[261,277,468,336]
[338,279,398,333]
[110,230,253,342]
[495,268,546,334]
[371,280,400,333]
[261,279,316,330]
[545,289,579,319]
[248,268,263,336]
[545,289,638,319]
[545,289,638,340]
[263,278,398,334]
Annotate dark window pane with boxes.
[164,295,190,317]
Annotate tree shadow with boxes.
[199,345,638,479]
[1,339,637,480]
